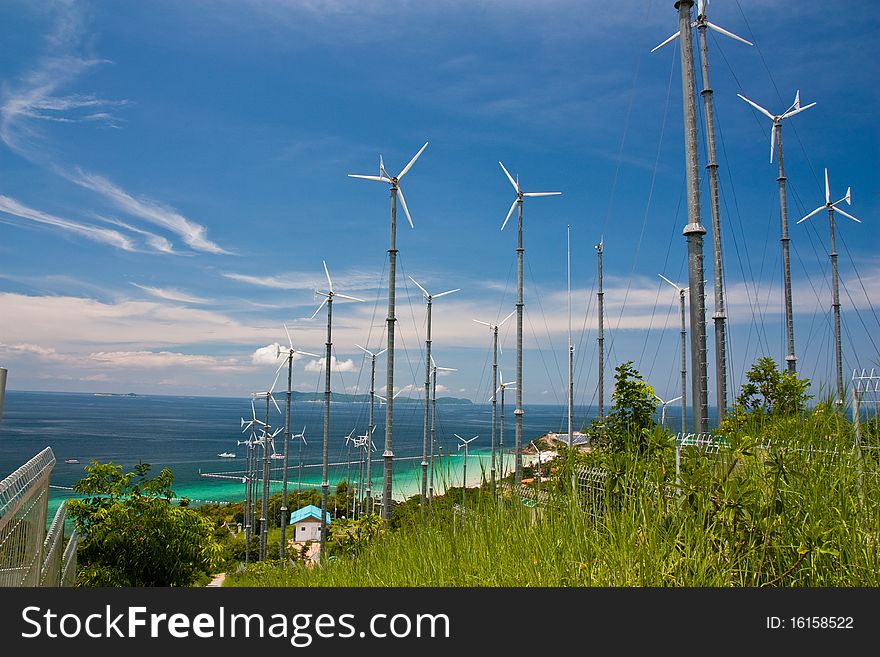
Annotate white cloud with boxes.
[251,343,282,365]
[0,194,136,251]
[131,283,212,305]
[67,168,229,255]
[88,350,244,371]
[304,356,357,373]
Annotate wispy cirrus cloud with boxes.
[0,193,136,251]
[0,0,126,157]
[66,168,230,255]
[130,283,213,305]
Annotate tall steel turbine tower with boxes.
[798,168,861,406]
[473,310,515,496]
[596,239,605,421]
[738,90,816,375]
[495,369,516,498]
[454,434,478,511]
[428,356,456,508]
[654,0,752,422]
[251,368,283,561]
[355,344,386,515]
[656,0,709,433]
[310,260,364,562]
[409,276,460,520]
[349,142,429,520]
[660,274,690,434]
[277,324,319,560]
[498,160,561,489]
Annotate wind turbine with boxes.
[409,275,460,520]
[738,90,816,375]
[311,260,364,562]
[655,394,683,427]
[473,309,515,496]
[654,0,709,433]
[276,324,319,560]
[498,160,561,489]
[354,430,375,518]
[654,0,752,422]
[237,416,260,564]
[596,238,605,421]
[428,356,457,508]
[454,434,478,512]
[495,369,517,494]
[798,168,861,406]
[659,274,690,435]
[292,426,307,513]
[349,141,429,521]
[355,344,386,514]
[252,374,283,561]
[343,428,357,517]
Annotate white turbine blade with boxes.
[271,395,282,416]
[793,89,800,108]
[375,348,387,357]
[825,168,830,204]
[769,124,776,164]
[667,395,682,404]
[355,343,371,356]
[705,21,753,46]
[736,93,775,120]
[454,433,463,442]
[697,0,704,16]
[797,205,826,224]
[432,288,460,299]
[430,354,436,369]
[310,297,328,319]
[658,273,680,291]
[283,323,294,348]
[408,276,430,299]
[473,319,492,327]
[501,197,518,231]
[833,206,862,224]
[500,309,516,326]
[297,350,321,358]
[335,293,365,302]
[397,141,428,180]
[322,260,333,292]
[397,187,414,228]
[348,174,392,183]
[522,191,561,197]
[379,154,389,179]
[845,186,852,206]
[781,102,816,120]
[499,161,519,193]
[651,30,680,53]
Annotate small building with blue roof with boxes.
[289,504,331,543]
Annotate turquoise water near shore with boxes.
[0,391,602,516]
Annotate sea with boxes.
[0,391,616,518]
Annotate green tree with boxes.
[596,361,657,454]
[736,357,811,416]
[69,461,223,587]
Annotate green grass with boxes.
[223,411,880,587]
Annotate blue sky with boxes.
[0,0,877,410]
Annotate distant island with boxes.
[291,391,472,405]
[93,392,140,397]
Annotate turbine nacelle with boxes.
[798,168,862,226]
[737,91,816,162]
[498,161,561,230]
[348,141,429,228]
[651,0,753,53]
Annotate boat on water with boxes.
[217,452,236,458]
[270,453,285,460]
[64,458,80,464]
